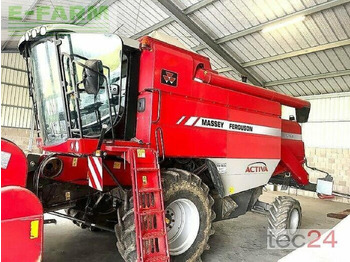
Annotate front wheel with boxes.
[115,168,215,262]
[162,169,215,261]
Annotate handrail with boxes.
[155,127,165,163]
[145,88,162,123]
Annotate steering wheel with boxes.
[80,102,103,114]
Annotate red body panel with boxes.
[1,139,28,187]
[273,120,308,184]
[136,38,284,160]
[1,187,44,262]
[194,68,310,109]
[1,139,43,262]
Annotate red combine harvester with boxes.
[1,24,340,261]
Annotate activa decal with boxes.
[245,162,268,173]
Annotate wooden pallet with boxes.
[327,209,350,219]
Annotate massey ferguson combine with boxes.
[1,24,340,262]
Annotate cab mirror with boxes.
[82,59,104,95]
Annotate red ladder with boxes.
[130,148,169,262]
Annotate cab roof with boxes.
[18,24,139,54]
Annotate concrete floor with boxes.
[43,191,349,262]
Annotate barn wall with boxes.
[1,53,36,153]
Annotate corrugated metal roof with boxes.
[85,0,169,37]
[1,0,350,96]
[157,21,201,48]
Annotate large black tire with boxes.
[115,169,215,262]
[115,196,137,262]
[267,196,302,239]
[163,169,215,261]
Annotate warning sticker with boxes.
[216,163,227,175]
[1,151,11,169]
[113,162,121,169]
[137,149,146,158]
[30,220,39,239]
[229,186,235,194]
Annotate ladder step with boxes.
[139,188,162,193]
[139,210,164,216]
[145,255,169,262]
[142,231,166,240]
[131,149,169,261]
[137,167,159,172]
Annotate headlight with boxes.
[25,32,30,41]
[74,141,80,152]
[31,29,37,38]
[39,26,47,35]
[70,141,75,150]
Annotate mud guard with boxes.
[1,186,44,262]
[1,138,44,262]
[206,159,225,197]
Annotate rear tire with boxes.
[115,169,215,262]
[268,196,302,240]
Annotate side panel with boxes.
[136,40,282,161]
[273,120,309,185]
[41,155,132,187]
[1,139,28,187]
[1,186,43,262]
[150,91,282,159]
[209,158,280,195]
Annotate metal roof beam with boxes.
[155,0,264,86]
[1,48,20,53]
[265,69,350,87]
[300,91,350,100]
[242,39,350,67]
[192,0,349,52]
[1,65,27,72]
[181,0,218,13]
[131,0,217,39]
[1,82,29,89]
[75,0,119,26]
[73,0,103,24]
[217,67,232,73]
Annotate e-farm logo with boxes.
[7,5,109,36]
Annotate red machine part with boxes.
[128,148,169,261]
[136,38,282,162]
[1,139,43,262]
[194,68,310,109]
[1,139,28,187]
[273,120,309,185]
[1,187,44,262]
